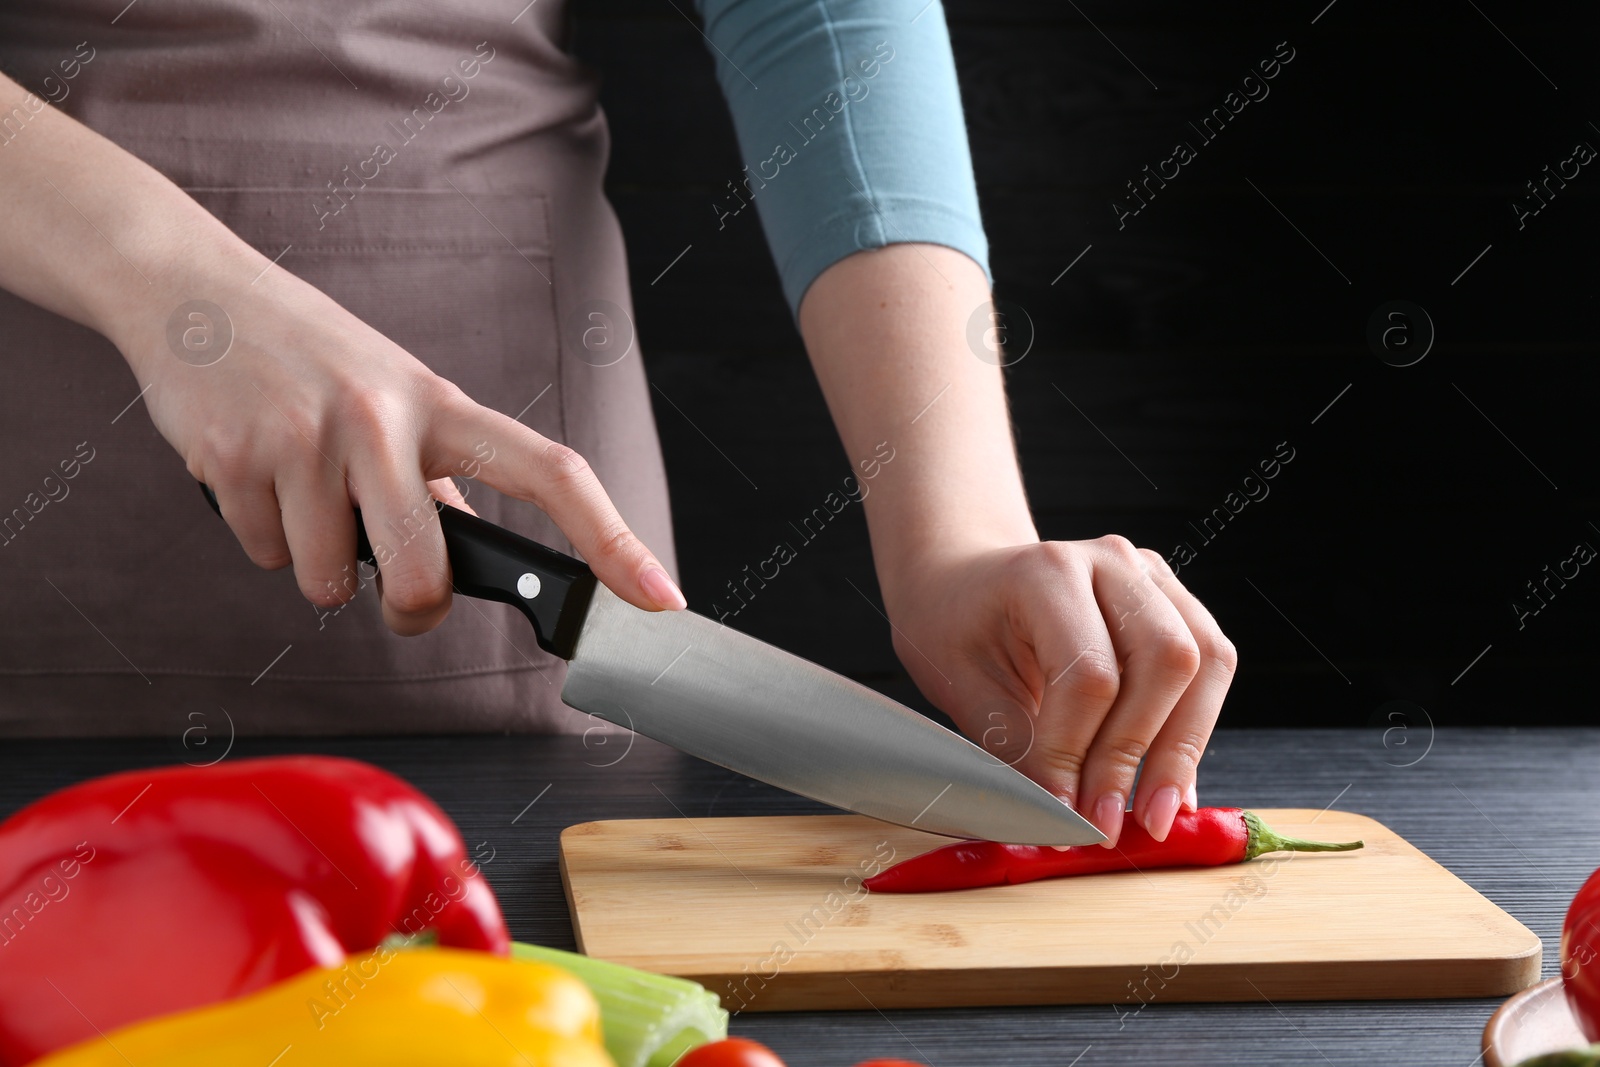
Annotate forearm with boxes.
[798,243,1038,599]
[0,74,283,363]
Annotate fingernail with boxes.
[1049,792,1078,850]
[1143,785,1183,843]
[1183,781,1199,812]
[639,565,687,611]
[1092,792,1125,849]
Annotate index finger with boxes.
[430,402,684,613]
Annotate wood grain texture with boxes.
[561,810,1540,1011]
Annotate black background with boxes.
[574,1,1599,729]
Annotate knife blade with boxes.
[199,486,1105,846]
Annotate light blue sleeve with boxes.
[692,0,992,316]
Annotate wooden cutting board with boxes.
[559,810,1541,1012]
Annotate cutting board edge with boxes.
[557,844,589,955]
[583,934,1546,981]
[617,952,1548,1013]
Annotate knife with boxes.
[199,485,1105,846]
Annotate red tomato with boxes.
[1563,868,1600,1041]
[675,1038,787,1067]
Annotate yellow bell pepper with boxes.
[33,947,616,1067]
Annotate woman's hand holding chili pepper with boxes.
[797,246,1238,850]
[878,538,1237,848]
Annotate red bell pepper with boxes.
[864,807,1363,893]
[0,756,508,1066]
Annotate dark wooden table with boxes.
[2,727,1592,1065]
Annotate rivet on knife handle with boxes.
[196,482,597,659]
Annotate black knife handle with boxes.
[197,482,596,660]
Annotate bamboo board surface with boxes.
[559,811,1541,1012]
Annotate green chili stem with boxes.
[1243,810,1365,861]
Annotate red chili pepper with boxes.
[864,807,1363,893]
[0,756,508,1066]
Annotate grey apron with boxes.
[0,1,676,736]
